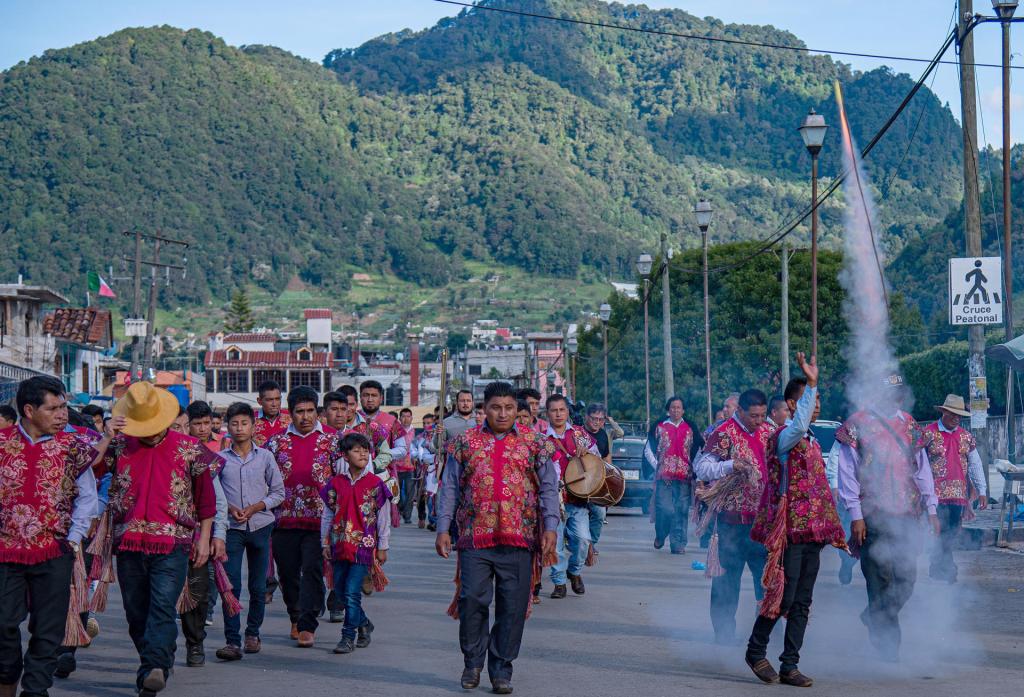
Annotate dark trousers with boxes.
[458,546,533,682]
[117,549,189,689]
[929,504,964,583]
[179,560,210,648]
[860,514,921,655]
[746,542,823,672]
[0,552,73,697]
[272,528,324,633]
[710,521,766,643]
[331,561,370,640]
[655,479,691,551]
[398,471,416,523]
[224,525,273,645]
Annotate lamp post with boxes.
[599,303,611,411]
[695,199,714,426]
[660,230,674,399]
[799,108,828,358]
[994,0,1018,460]
[636,253,653,429]
[566,335,578,402]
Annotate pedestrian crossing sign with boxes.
[949,257,1003,325]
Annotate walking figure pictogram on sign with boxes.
[949,257,1003,325]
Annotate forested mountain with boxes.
[0,0,965,310]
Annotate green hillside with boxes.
[0,0,965,329]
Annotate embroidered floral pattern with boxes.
[0,427,94,564]
[322,473,391,565]
[704,419,773,523]
[655,421,693,481]
[836,411,922,516]
[452,427,551,551]
[267,430,340,530]
[919,423,974,505]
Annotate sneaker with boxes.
[186,644,205,667]
[329,609,345,623]
[86,616,101,638]
[356,619,374,648]
[215,645,242,661]
[204,617,214,627]
[243,636,262,654]
[333,637,355,654]
[567,573,585,596]
[780,669,814,687]
[54,652,77,678]
[550,584,567,599]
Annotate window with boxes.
[226,346,242,361]
[217,370,249,393]
[206,370,216,392]
[289,370,320,391]
[468,364,482,376]
[252,369,285,387]
[297,347,312,361]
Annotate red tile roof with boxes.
[221,332,278,343]
[304,309,333,320]
[44,308,113,348]
[205,349,332,369]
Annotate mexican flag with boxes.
[87,271,116,298]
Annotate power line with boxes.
[433,0,1024,70]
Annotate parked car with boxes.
[812,420,841,455]
[611,436,654,513]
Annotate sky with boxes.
[0,0,1020,144]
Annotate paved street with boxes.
[51,510,1024,697]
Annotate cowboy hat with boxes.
[936,394,970,418]
[112,382,180,437]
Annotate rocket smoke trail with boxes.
[834,81,905,415]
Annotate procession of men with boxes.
[0,351,996,697]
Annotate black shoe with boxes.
[461,666,482,690]
[780,669,814,687]
[186,643,205,667]
[356,619,374,648]
[567,573,585,596]
[427,523,437,532]
[550,584,567,599]
[55,652,77,678]
[491,678,513,694]
[329,609,345,623]
[654,537,665,550]
[333,637,355,654]
[670,548,686,555]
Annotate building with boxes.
[463,347,527,383]
[0,281,67,375]
[203,311,335,408]
[526,332,568,402]
[43,307,115,396]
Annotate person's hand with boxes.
[376,549,388,564]
[105,415,127,438]
[978,494,989,510]
[229,505,246,522]
[322,542,332,561]
[192,538,210,568]
[541,530,557,559]
[796,352,819,387]
[929,513,941,537]
[851,519,867,546]
[435,532,452,559]
[212,538,227,562]
[732,459,753,475]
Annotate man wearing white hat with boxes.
[918,395,987,583]
[101,382,218,697]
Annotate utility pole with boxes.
[958,0,990,478]
[780,240,791,386]
[129,231,143,381]
[142,238,162,376]
[660,231,674,399]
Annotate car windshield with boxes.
[812,422,839,453]
[612,440,645,460]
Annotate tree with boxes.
[226,289,255,332]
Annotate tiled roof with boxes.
[221,332,278,343]
[205,349,332,369]
[304,309,333,320]
[44,307,112,348]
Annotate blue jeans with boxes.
[223,524,273,646]
[550,503,591,585]
[117,549,189,689]
[331,560,370,640]
[588,502,607,545]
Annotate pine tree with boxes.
[226,289,255,332]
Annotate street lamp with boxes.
[566,335,578,402]
[799,108,827,358]
[599,303,611,411]
[660,227,675,400]
[695,199,714,426]
[636,253,653,429]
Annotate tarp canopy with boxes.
[985,334,1024,371]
